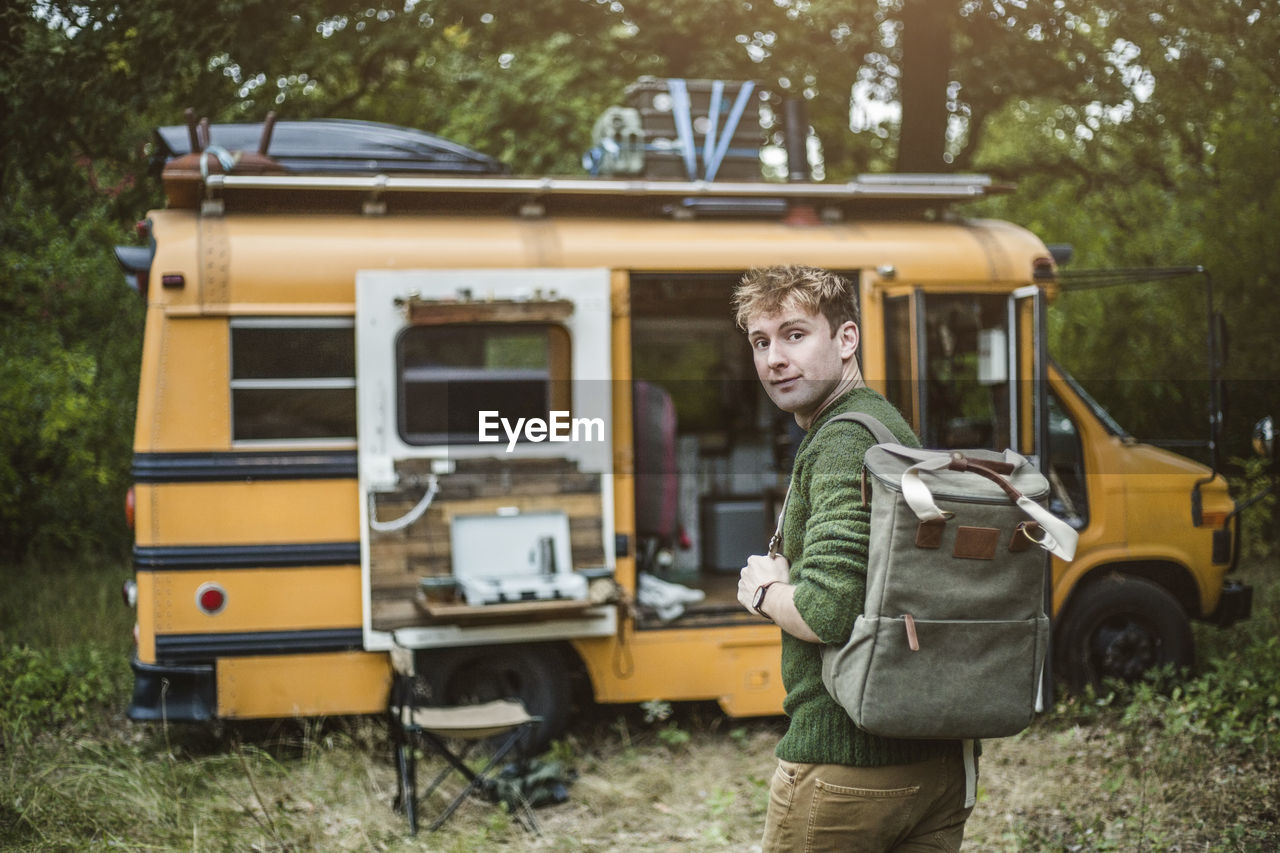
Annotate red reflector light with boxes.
[196,582,227,615]
[161,273,185,289]
[125,486,135,530]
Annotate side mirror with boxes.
[1253,415,1274,463]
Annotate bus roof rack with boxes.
[177,171,1013,218]
[155,114,1012,217]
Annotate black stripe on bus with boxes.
[132,450,358,483]
[134,542,360,571]
[154,628,365,662]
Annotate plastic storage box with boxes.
[701,498,769,572]
[450,511,589,605]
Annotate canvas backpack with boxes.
[775,412,1078,742]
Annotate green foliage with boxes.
[655,721,691,750]
[0,181,143,560]
[0,556,134,747]
[1231,456,1278,563]
[1122,640,1280,755]
[0,644,129,749]
[967,2,1280,481]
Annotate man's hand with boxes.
[737,553,790,615]
[737,553,822,643]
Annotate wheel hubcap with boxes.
[1092,619,1160,681]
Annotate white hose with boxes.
[368,474,439,533]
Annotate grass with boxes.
[1,556,1278,851]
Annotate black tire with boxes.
[419,643,574,754]
[1056,573,1194,691]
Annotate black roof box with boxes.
[153,118,509,176]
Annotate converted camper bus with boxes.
[117,104,1251,748]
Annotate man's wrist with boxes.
[752,581,780,621]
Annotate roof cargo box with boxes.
[153,119,508,176]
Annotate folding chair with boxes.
[390,675,541,834]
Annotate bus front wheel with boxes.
[1057,573,1194,691]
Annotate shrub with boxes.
[0,644,129,748]
[1133,635,1280,755]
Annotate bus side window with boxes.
[230,319,356,442]
[1047,390,1089,529]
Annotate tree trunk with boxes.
[896,0,954,173]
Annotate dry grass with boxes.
[3,699,1276,852]
[3,558,1277,851]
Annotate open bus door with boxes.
[353,268,618,744]
[880,284,1046,457]
[881,283,1055,700]
[1010,285,1049,462]
[1011,285,1055,704]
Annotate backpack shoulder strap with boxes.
[824,411,897,445]
[767,410,895,557]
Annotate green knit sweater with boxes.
[775,386,957,767]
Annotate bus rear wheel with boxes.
[1057,573,1194,691]
[418,643,574,754]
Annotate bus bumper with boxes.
[1208,580,1253,628]
[127,656,216,722]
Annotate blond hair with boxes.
[732,265,859,334]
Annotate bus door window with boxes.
[921,294,1012,451]
[882,295,915,428]
[1047,390,1090,529]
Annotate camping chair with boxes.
[389,673,541,834]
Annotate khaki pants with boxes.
[761,751,974,852]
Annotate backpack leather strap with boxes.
[768,411,895,557]
[898,452,1078,561]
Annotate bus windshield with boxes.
[1050,359,1131,440]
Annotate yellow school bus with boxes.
[117,115,1251,747]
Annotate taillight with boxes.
[196,582,227,615]
[125,486,135,530]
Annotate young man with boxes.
[733,265,973,852]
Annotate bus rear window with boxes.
[397,324,569,446]
[230,319,356,442]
